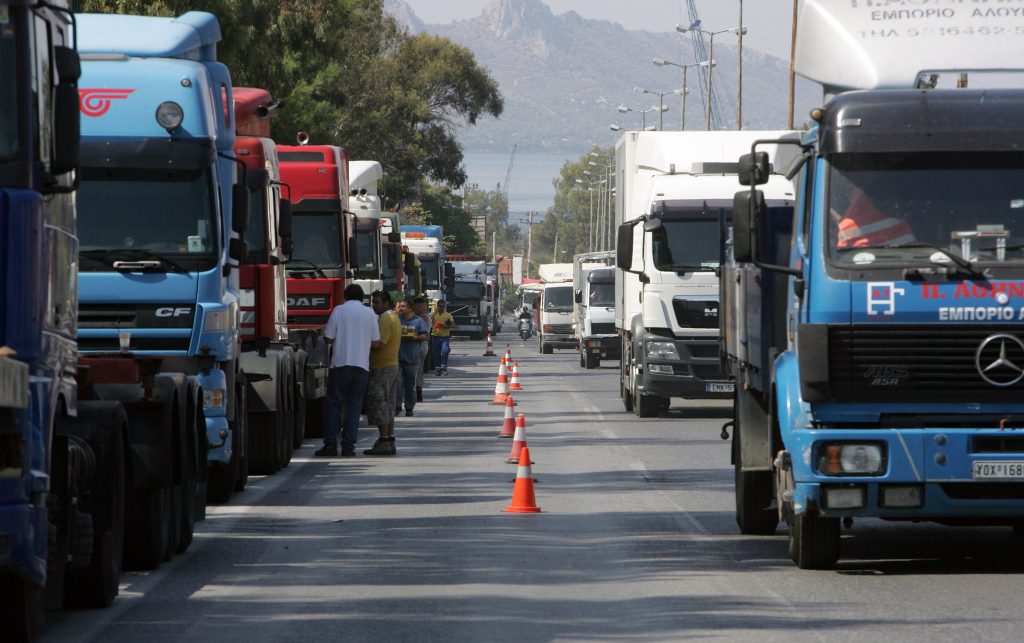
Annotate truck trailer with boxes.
[723,0,1024,568]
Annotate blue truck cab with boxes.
[75,12,248,493]
[723,0,1024,568]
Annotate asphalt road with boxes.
[43,330,1024,642]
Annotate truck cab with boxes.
[615,131,797,417]
[537,264,576,354]
[349,160,385,299]
[724,0,1024,569]
[447,257,489,339]
[402,226,445,302]
[573,253,617,369]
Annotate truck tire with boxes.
[584,351,599,369]
[66,418,127,608]
[621,374,633,412]
[123,485,170,571]
[234,382,249,493]
[249,412,281,475]
[635,392,666,418]
[292,382,307,450]
[541,342,553,355]
[788,512,841,569]
[579,350,586,368]
[0,574,44,642]
[304,396,325,439]
[733,390,779,535]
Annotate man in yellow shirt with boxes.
[364,290,402,455]
[430,299,456,376]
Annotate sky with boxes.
[401,0,801,61]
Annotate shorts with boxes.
[365,365,399,425]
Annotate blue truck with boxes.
[75,11,250,538]
[722,0,1024,568]
[0,1,178,637]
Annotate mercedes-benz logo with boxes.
[975,334,1024,387]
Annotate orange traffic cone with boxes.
[491,363,510,405]
[483,333,496,357]
[509,361,523,391]
[498,395,516,437]
[504,346,512,362]
[497,356,506,377]
[503,447,541,513]
[506,359,513,378]
[506,413,529,463]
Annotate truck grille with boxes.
[828,325,1022,403]
[79,304,195,329]
[673,299,718,329]
[79,337,191,352]
[590,323,616,335]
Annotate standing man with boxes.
[317,284,379,457]
[431,299,456,376]
[364,290,402,456]
[395,299,428,416]
[413,297,431,400]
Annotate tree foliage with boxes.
[76,0,503,204]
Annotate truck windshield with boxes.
[354,223,380,276]
[588,282,615,306]
[291,212,343,268]
[77,169,218,271]
[651,210,727,273]
[420,257,440,290]
[381,244,398,283]
[244,190,267,262]
[452,281,484,301]
[829,152,1024,266]
[544,286,573,312]
[0,26,18,169]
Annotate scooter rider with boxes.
[518,306,534,337]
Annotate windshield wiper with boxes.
[285,258,326,278]
[81,248,187,273]
[896,242,985,278]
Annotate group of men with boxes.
[314,284,457,458]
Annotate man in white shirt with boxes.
[316,284,382,457]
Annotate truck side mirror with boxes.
[51,46,81,176]
[389,245,401,270]
[574,289,582,304]
[403,252,416,275]
[738,152,771,187]
[246,168,270,190]
[616,222,634,270]
[277,199,294,258]
[348,236,360,277]
[229,237,248,261]
[387,231,401,243]
[444,263,456,280]
[232,184,249,236]
[732,189,765,263]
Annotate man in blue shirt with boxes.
[394,299,428,416]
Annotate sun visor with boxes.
[796,0,1024,92]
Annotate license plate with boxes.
[973,461,1024,479]
[707,383,734,393]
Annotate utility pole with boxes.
[737,0,744,130]
[788,0,798,128]
[553,230,558,264]
[518,212,537,279]
[492,231,496,263]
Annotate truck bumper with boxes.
[580,336,620,359]
[197,368,232,464]
[788,428,1024,521]
[542,333,577,349]
[0,503,47,586]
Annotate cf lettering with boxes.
[156,307,191,318]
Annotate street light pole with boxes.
[653,58,715,131]
[677,23,746,131]
[706,32,716,130]
[737,0,744,130]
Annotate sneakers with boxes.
[363,438,396,456]
[405,409,414,417]
[314,445,338,457]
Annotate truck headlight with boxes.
[203,388,226,409]
[817,443,885,476]
[646,341,680,360]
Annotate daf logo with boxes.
[975,334,1024,387]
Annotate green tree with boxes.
[77,0,503,203]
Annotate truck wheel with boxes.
[635,392,666,418]
[175,447,196,555]
[788,512,841,569]
[621,375,633,412]
[292,384,307,450]
[0,574,44,642]
[542,342,553,355]
[249,412,281,475]
[584,352,599,369]
[66,419,127,607]
[735,467,778,535]
[278,402,293,469]
[304,397,325,439]
[124,486,170,571]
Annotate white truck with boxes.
[401,232,444,301]
[349,160,384,298]
[447,257,488,339]
[572,252,617,369]
[537,263,576,354]
[614,131,798,417]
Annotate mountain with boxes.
[385,0,820,154]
